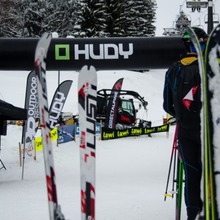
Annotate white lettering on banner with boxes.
[108,91,118,129]
[89,44,104,59]
[49,91,66,129]
[25,76,39,143]
[74,43,133,60]
[104,44,118,59]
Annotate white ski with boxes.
[78,65,97,220]
[35,33,65,220]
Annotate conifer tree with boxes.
[125,0,156,37]
[0,0,157,37]
[105,0,127,37]
[72,0,108,38]
[0,0,22,37]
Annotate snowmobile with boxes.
[96,89,151,129]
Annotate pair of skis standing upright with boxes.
[192,24,220,220]
[34,34,96,220]
[165,24,220,220]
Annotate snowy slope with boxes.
[0,69,186,219]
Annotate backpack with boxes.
[164,56,202,130]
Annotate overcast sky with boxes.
[155,0,220,36]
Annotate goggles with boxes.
[189,42,206,52]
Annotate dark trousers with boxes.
[178,129,203,220]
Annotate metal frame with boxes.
[186,1,208,8]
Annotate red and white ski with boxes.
[35,33,65,220]
[78,65,97,220]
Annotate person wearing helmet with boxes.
[182,27,208,53]
[163,27,208,220]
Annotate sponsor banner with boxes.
[34,123,101,147]
[101,124,170,140]
[0,37,185,71]
[50,127,58,142]
[105,78,124,129]
[49,80,72,129]
[58,124,75,144]
[34,128,58,152]
[22,70,39,158]
[75,123,101,136]
[34,136,43,152]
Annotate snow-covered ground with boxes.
[0,69,187,219]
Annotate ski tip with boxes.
[41,32,52,39]
[80,65,96,73]
[35,32,52,62]
[36,32,52,44]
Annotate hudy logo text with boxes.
[55,43,133,60]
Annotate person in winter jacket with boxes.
[163,27,208,220]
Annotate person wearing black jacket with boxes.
[163,27,208,220]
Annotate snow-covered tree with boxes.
[21,0,46,37]
[43,0,75,37]
[0,0,22,37]
[21,0,75,37]
[0,0,75,37]
[72,0,108,38]
[71,0,157,38]
[125,0,156,37]
[144,0,157,36]
[0,0,156,37]
[105,0,127,37]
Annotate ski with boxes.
[187,24,220,219]
[164,125,178,201]
[78,65,97,220]
[186,25,213,220]
[34,33,65,220]
[205,23,220,219]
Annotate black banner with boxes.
[105,78,124,129]
[49,80,72,129]
[22,70,39,145]
[101,124,170,140]
[0,37,185,71]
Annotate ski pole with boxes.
[172,141,178,196]
[164,124,178,201]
